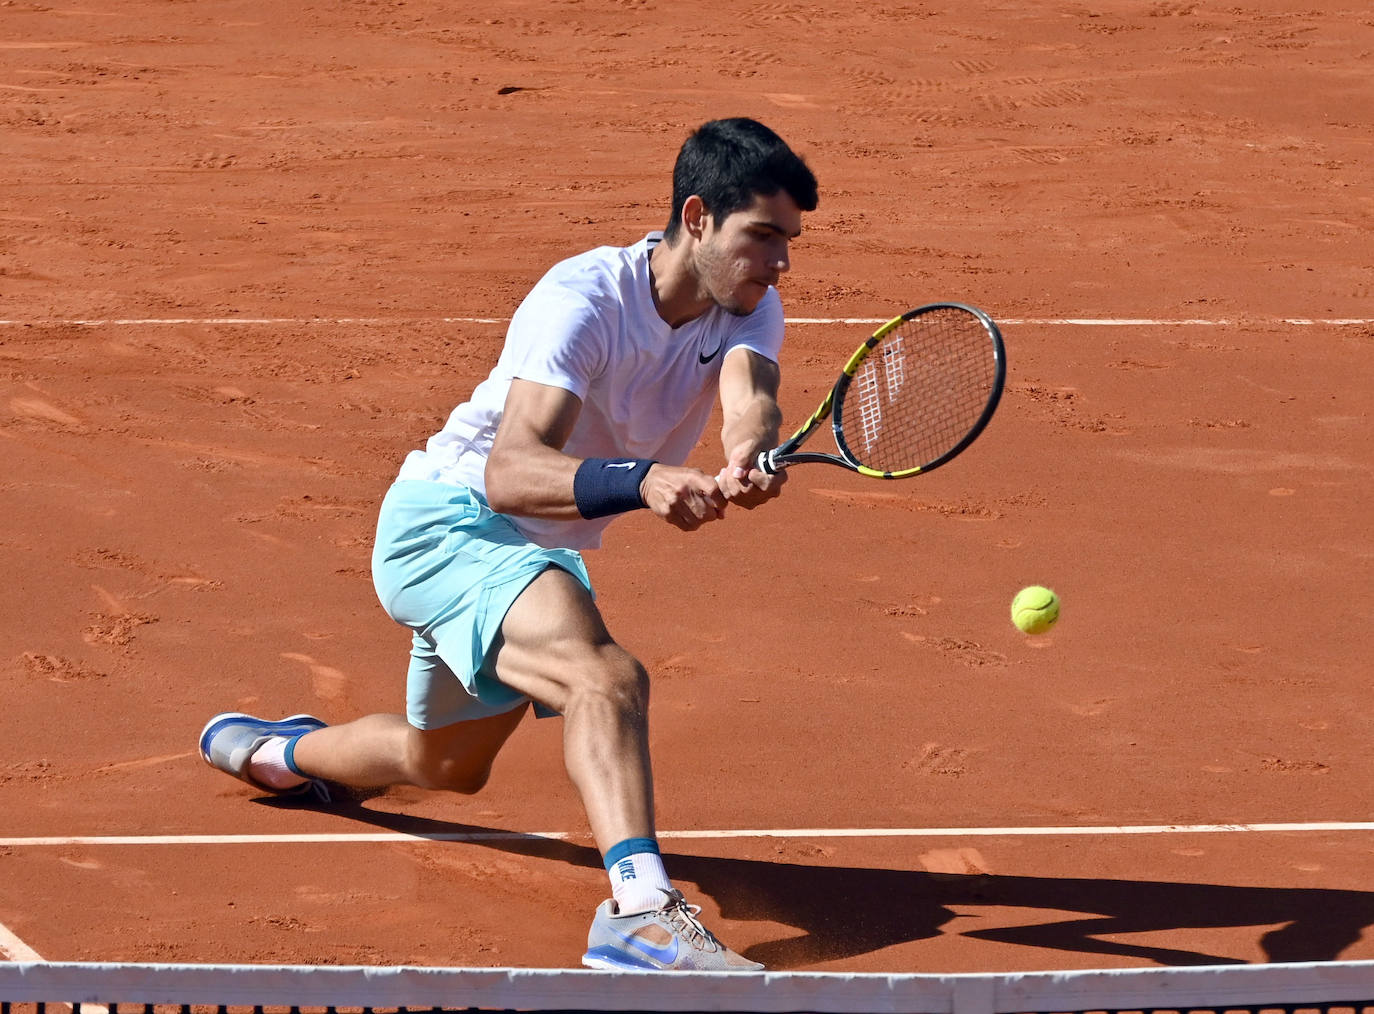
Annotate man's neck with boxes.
[648,237,710,329]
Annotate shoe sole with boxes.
[581,954,762,972]
[581,950,659,971]
[581,948,763,973]
[198,712,327,764]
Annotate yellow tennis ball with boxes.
[1011,585,1059,635]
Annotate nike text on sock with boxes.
[605,837,672,915]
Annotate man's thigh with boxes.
[490,565,631,715]
[374,480,594,725]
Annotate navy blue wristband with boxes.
[573,457,656,519]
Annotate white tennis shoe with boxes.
[581,888,762,971]
[198,712,330,800]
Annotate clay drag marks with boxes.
[0,319,432,783]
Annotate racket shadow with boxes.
[257,797,1374,969]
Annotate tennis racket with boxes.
[757,302,1006,479]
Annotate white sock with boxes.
[607,843,672,914]
[248,736,309,790]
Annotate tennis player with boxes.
[200,117,818,971]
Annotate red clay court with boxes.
[2,0,1372,975]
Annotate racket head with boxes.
[830,302,1006,478]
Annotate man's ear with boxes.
[681,194,710,239]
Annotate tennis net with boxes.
[2,959,1373,1014]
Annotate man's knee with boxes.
[420,758,494,794]
[401,709,524,794]
[568,647,649,718]
[405,742,494,793]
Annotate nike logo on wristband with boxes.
[604,461,637,470]
[698,342,724,365]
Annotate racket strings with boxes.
[843,307,999,472]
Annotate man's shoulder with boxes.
[544,234,652,288]
[510,235,657,349]
[522,235,654,325]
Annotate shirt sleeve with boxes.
[725,287,786,364]
[504,281,612,401]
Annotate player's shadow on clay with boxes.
[260,798,1374,969]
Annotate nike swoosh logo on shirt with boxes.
[698,342,724,365]
[611,927,679,966]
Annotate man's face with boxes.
[693,190,803,316]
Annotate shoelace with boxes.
[658,891,722,954]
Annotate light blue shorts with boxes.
[371,480,592,729]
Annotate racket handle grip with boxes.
[757,449,781,475]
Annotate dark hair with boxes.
[663,118,818,240]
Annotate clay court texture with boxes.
[2,0,1372,975]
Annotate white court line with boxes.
[0,925,111,1013]
[2,821,1373,848]
[0,316,1370,328]
[0,316,509,327]
[797,318,1373,327]
[0,921,44,961]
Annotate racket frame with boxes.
[758,302,1006,478]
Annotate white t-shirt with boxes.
[396,232,786,549]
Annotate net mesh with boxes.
[3,961,1373,1014]
[839,306,1000,473]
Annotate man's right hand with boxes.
[640,464,728,531]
